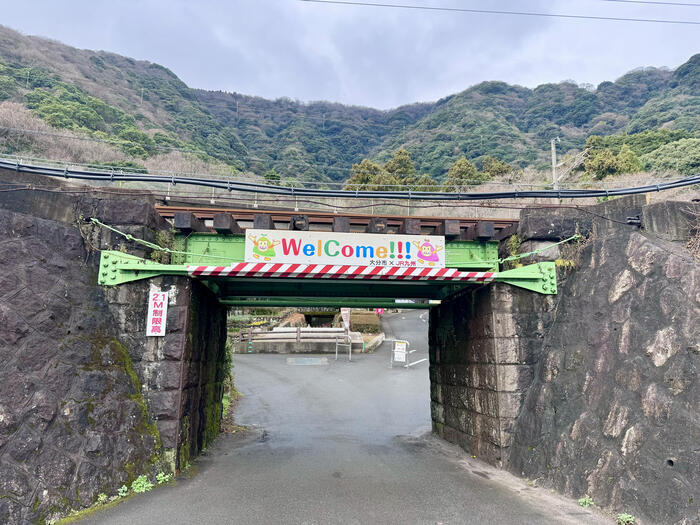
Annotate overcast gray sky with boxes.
[0,0,697,108]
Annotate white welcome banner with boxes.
[244,229,445,269]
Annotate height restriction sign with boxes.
[146,291,168,336]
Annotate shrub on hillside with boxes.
[584,144,644,179]
[641,138,700,175]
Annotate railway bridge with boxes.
[0,168,697,524]
[91,202,560,467]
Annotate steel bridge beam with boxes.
[97,250,557,295]
[167,233,500,272]
[220,298,438,309]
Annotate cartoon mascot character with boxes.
[248,234,280,261]
[411,239,444,267]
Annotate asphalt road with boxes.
[83,310,607,525]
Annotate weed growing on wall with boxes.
[131,475,154,494]
[156,472,173,484]
[577,495,594,508]
[616,513,636,525]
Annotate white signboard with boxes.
[393,340,408,363]
[244,229,445,269]
[146,291,168,337]
[341,308,350,330]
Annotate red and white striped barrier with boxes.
[186,263,495,282]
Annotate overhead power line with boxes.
[600,0,700,6]
[299,0,700,24]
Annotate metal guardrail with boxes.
[3,157,698,201]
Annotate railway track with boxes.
[155,205,518,240]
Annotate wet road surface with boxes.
[83,310,607,524]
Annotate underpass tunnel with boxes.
[134,273,534,474]
[94,208,556,474]
[10,173,695,524]
[229,307,433,448]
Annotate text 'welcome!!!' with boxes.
[243,230,446,268]
[281,238,412,260]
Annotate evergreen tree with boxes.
[384,148,415,178]
[444,156,487,190]
[344,159,385,190]
[584,149,620,179]
[367,171,401,191]
[384,148,420,187]
[414,173,438,192]
[481,155,512,177]
[263,168,281,184]
[616,144,643,173]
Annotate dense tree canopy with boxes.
[0,32,697,186]
[641,138,700,175]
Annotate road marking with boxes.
[286,357,329,365]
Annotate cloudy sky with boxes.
[1,0,697,108]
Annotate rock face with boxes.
[0,207,163,523]
[0,173,227,524]
[430,197,699,524]
[508,199,699,524]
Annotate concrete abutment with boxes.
[104,276,227,471]
[429,283,554,466]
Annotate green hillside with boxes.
[0,25,696,185]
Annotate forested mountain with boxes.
[0,25,696,185]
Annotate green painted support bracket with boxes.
[444,241,499,272]
[97,251,188,286]
[494,262,557,295]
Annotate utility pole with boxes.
[551,137,561,190]
[140,87,144,105]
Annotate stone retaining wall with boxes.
[429,283,555,466]
[508,198,699,524]
[430,196,699,524]
[0,174,228,524]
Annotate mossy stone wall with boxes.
[0,174,229,524]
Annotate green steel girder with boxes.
[170,233,500,272]
[97,250,557,295]
[220,297,438,309]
